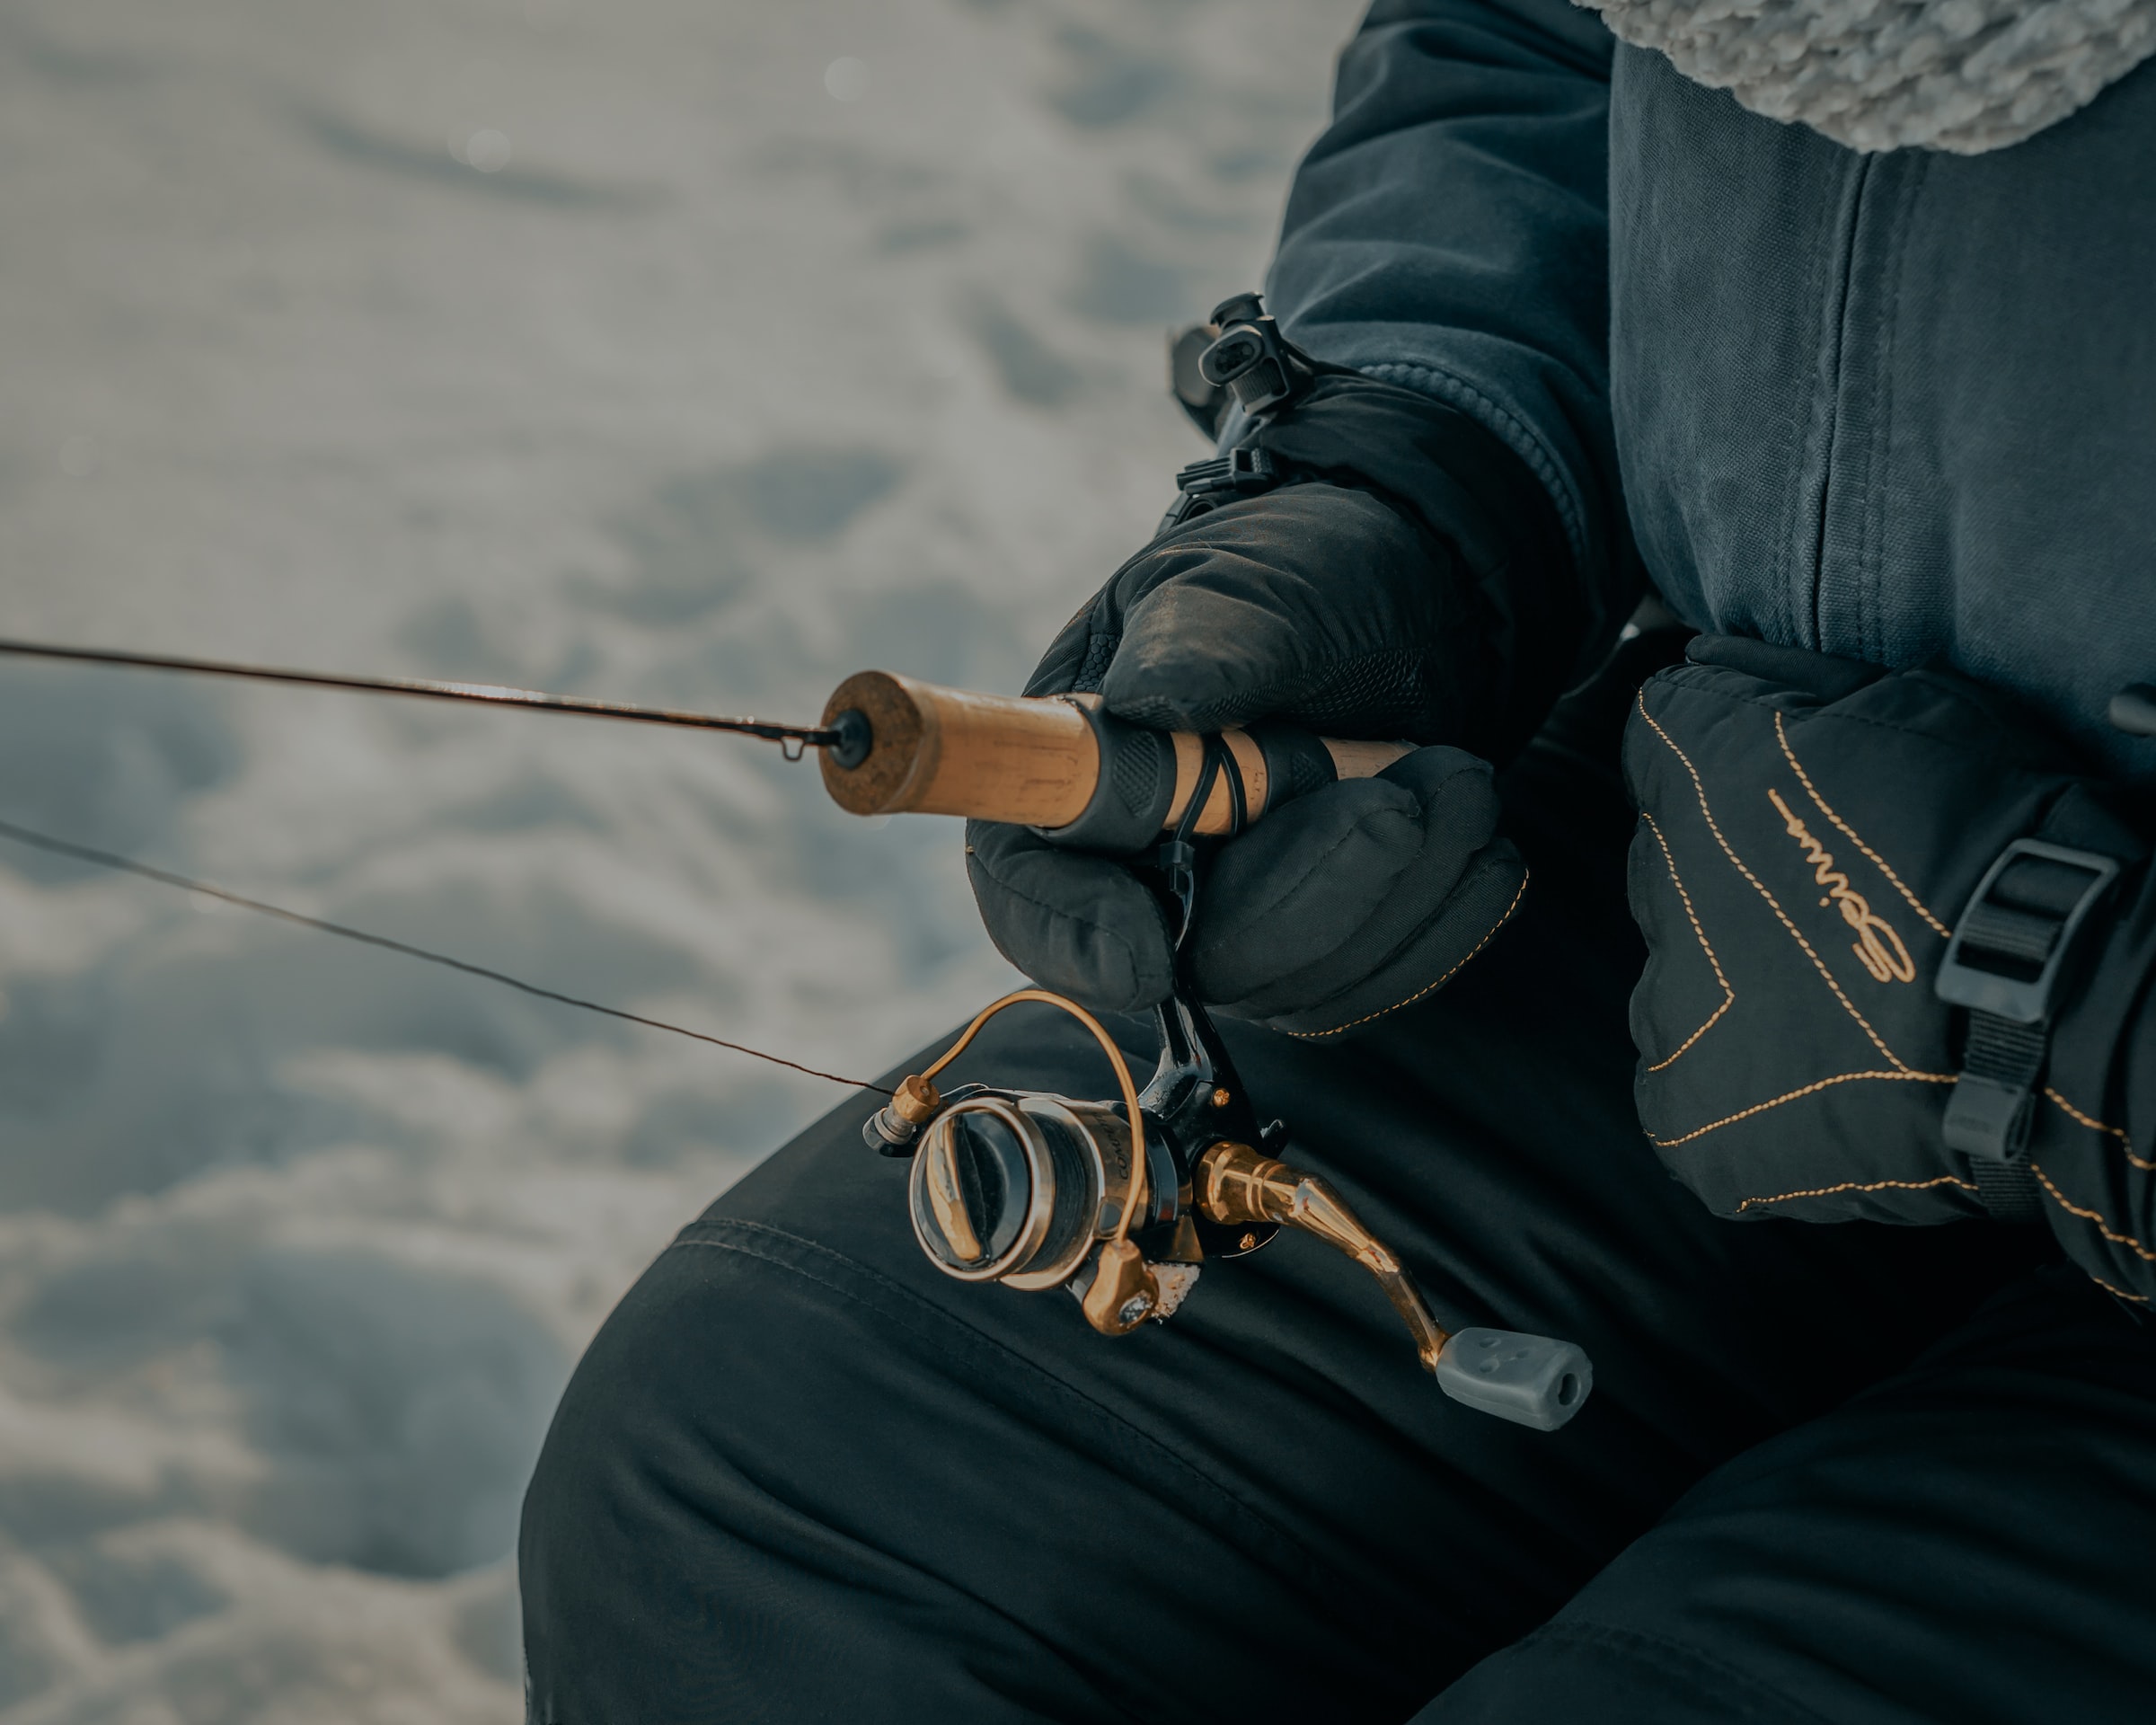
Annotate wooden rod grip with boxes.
[818,670,1411,849]
[819,670,1100,827]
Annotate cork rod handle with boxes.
[818,670,1410,843]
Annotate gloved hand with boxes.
[1624,637,2145,1231]
[967,374,1582,1037]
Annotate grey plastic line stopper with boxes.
[1433,1329,1593,1430]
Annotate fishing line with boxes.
[0,815,892,1095]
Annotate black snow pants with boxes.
[519,682,2156,1723]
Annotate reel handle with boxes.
[1197,1141,1594,1430]
[818,670,1409,853]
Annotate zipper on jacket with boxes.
[1804,153,1876,652]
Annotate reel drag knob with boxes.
[906,1094,1129,1294]
[913,1105,1031,1274]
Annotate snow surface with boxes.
[0,0,1362,1715]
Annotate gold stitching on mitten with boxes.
[1734,1172,1976,1212]
[1773,712,1952,937]
[1639,810,1734,1071]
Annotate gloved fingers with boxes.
[1230,842,1528,1038]
[963,819,1175,1013]
[1189,747,1511,1024]
[1684,634,1886,700]
[968,744,1513,1026]
[1099,488,1456,737]
[1373,739,1508,806]
[1021,588,1110,698]
[1104,489,1466,737]
[1184,776,1429,998]
[1024,485,1464,735]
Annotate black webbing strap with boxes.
[1953,1014,2047,1221]
[1158,735,1248,949]
[1937,837,2122,1221]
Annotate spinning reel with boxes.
[868,740,1595,1432]
[0,635,1593,1429]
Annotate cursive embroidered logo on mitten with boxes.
[1767,788,1914,985]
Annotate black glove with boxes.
[967,375,1583,1035]
[1624,638,2149,1252]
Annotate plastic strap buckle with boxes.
[1174,447,1277,500]
[1936,839,2119,1208]
[1157,447,1279,532]
[1936,838,2119,1027]
[1166,291,1324,439]
[1197,295,1311,420]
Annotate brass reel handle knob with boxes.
[818,670,1409,854]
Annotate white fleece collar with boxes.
[1576,0,2156,152]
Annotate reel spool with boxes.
[909,1093,1137,1294]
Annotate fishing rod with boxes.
[0,635,843,752]
[0,635,1411,842]
[0,632,1592,1430]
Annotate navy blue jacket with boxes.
[1268,0,2156,778]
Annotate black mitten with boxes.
[1625,637,2145,1228]
[967,376,1575,1035]
[968,741,1525,1035]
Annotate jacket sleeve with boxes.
[1267,0,1632,686]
